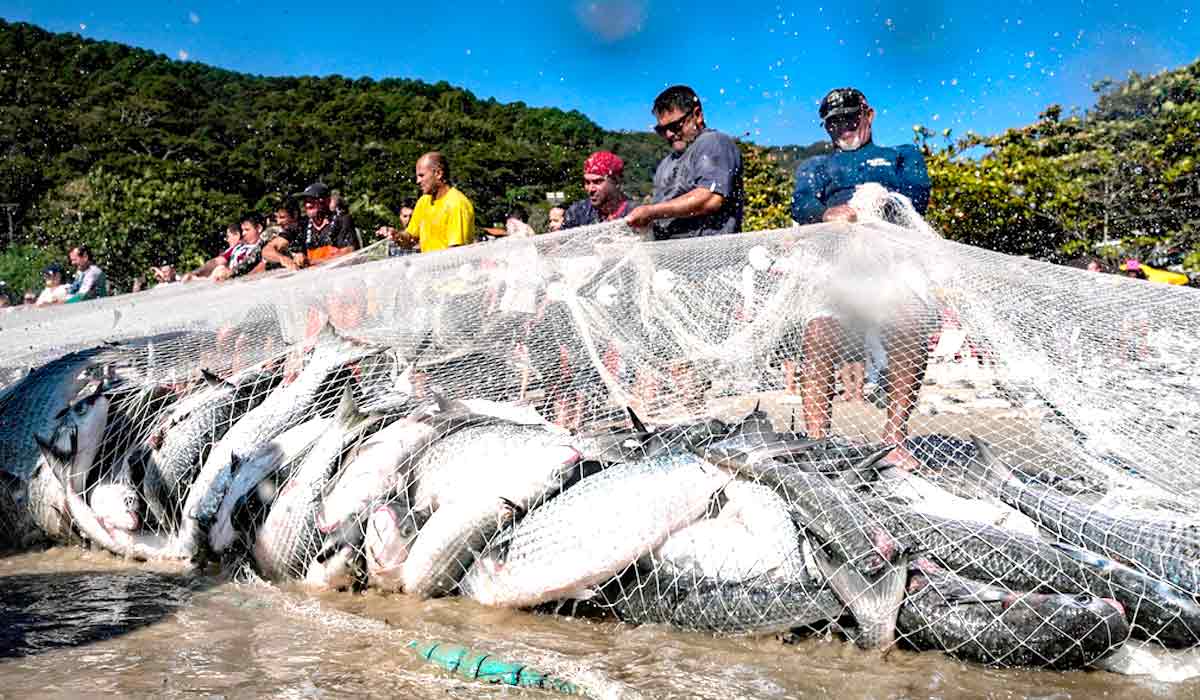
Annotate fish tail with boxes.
[967,435,1017,493]
[814,546,908,651]
[333,384,369,430]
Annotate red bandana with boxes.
[584,151,624,178]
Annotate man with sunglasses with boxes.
[791,87,930,224]
[624,86,744,416]
[788,88,933,472]
[626,85,744,239]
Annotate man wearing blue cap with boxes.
[792,87,931,224]
[789,88,933,471]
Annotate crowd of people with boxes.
[2,84,953,470]
[0,245,109,309]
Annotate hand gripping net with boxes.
[2,187,1198,671]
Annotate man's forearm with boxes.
[73,276,95,299]
[261,241,291,265]
[644,188,724,221]
[188,257,224,278]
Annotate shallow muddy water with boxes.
[0,547,1194,699]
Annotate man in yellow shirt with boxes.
[377,152,475,253]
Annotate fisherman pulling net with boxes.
[2,187,1199,676]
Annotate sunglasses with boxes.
[655,108,696,137]
[823,111,862,136]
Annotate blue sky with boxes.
[2,1,1197,147]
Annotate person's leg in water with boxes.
[880,309,932,471]
[800,317,851,439]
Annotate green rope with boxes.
[408,639,585,696]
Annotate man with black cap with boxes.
[35,262,70,305]
[264,182,358,270]
[792,87,930,224]
[787,87,933,472]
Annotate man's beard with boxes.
[836,133,866,151]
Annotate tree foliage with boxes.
[0,245,59,303]
[740,144,794,231]
[920,62,1200,264]
[32,161,244,287]
[0,20,672,287]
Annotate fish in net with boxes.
[3,189,1200,675]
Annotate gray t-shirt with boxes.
[68,264,107,302]
[651,129,745,240]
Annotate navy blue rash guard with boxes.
[790,141,931,225]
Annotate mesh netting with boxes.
[3,190,1200,672]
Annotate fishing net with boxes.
[2,187,1199,671]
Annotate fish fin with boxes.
[432,392,456,414]
[483,511,517,564]
[498,496,526,521]
[33,431,54,454]
[1048,541,1116,570]
[626,406,649,434]
[754,399,761,413]
[334,384,368,429]
[313,536,343,564]
[813,547,907,651]
[200,368,229,388]
[36,435,72,492]
[42,422,79,468]
[968,435,1016,490]
[325,516,367,551]
[704,484,728,518]
[948,588,1009,606]
[228,453,242,477]
[53,404,71,421]
[851,445,896,472]
[147,425,166,451]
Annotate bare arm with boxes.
[261,237,300,270]
[626,187,725,228]
[187,257,224,279]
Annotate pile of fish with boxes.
[4,324,1200,673]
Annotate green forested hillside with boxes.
[0,20,692,287]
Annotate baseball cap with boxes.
[819,88,867,123]
[293,182,331,200]
[42,263,65,277]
